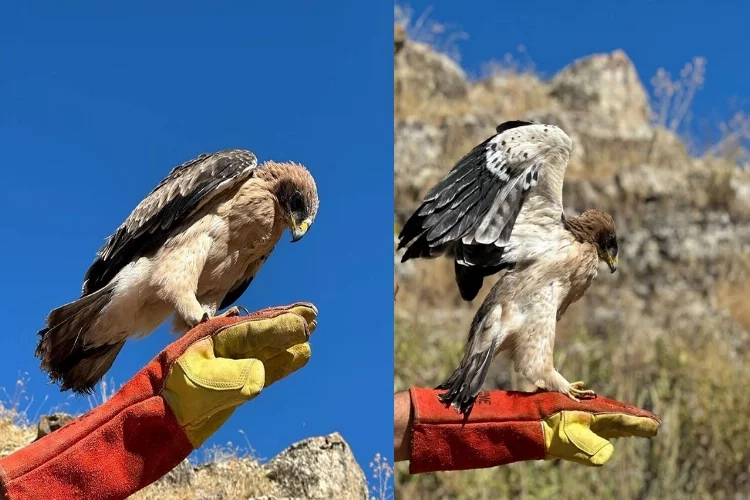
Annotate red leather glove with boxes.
[0,304,315,500]
[408,387,660,474]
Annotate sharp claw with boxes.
[237,305,250,316]
[567,381,596,400]
[200,312,210,323]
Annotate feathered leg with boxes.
[155,235,213,333]
[513,311,595,402]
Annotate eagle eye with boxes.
[290,191,304,213]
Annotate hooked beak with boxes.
[290,220,311,243]
[606,254,618,273]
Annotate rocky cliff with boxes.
[394,26,750,500]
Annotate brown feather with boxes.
[562,209,616,252]
[38,157,319,394]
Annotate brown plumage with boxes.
[397,120,619,415]
[36,150,319,394]
[438,208,618,415]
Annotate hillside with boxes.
[394,22,750,500]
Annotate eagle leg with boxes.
[566,380,596,402]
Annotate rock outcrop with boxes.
[34,412,75,441]
[263,433,368,499]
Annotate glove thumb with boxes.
[542,411,614,466]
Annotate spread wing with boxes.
[218,246,275,311]
[82,149,258,296]
[397,121,572,300]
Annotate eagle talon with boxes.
[215,306,244,319]
[567,380,596,401]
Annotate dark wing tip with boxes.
[455,262,484,301]
[495,120,534,135]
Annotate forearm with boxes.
[394,391,412,462]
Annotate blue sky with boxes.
[0,0,393,474]
[400,0,750,147]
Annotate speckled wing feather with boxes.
[82,149,258,296]
[397,121,572,300]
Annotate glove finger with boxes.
[250,302,318,330]
[565,426,614,466]
[263,342,311,387]
[213,312,311,360]
[591,413,660,439]
[283,303,318,333]
[544,411,614,467]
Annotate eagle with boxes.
[397,121,618,415]
[37,149,319,394]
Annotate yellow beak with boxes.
[291,220,311,243]
[606,254,618,273]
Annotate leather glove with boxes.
[0,303,316,500]
[163,303,316,447]
[408,387,659,473]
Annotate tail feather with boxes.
[436,337,498,416]
[36,284,123,394]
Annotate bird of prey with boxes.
[397,120,618,415]
[37,149,319,394]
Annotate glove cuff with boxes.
[408,387,546,473]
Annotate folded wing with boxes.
[82,149,258,296]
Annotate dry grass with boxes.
[394,92,472,125]
[651,57,750,167]
[469,72,551,121]
[369,452,395,500]
[395,311,750,500]
[715,253,750,331]
[133,455,280,500]
[0,406,36,459]
[394,4,467,64]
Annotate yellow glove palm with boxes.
[163,303,317,447]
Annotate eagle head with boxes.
[587,210,618,273]
[564,209,618,273]
[261,161,319,243]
